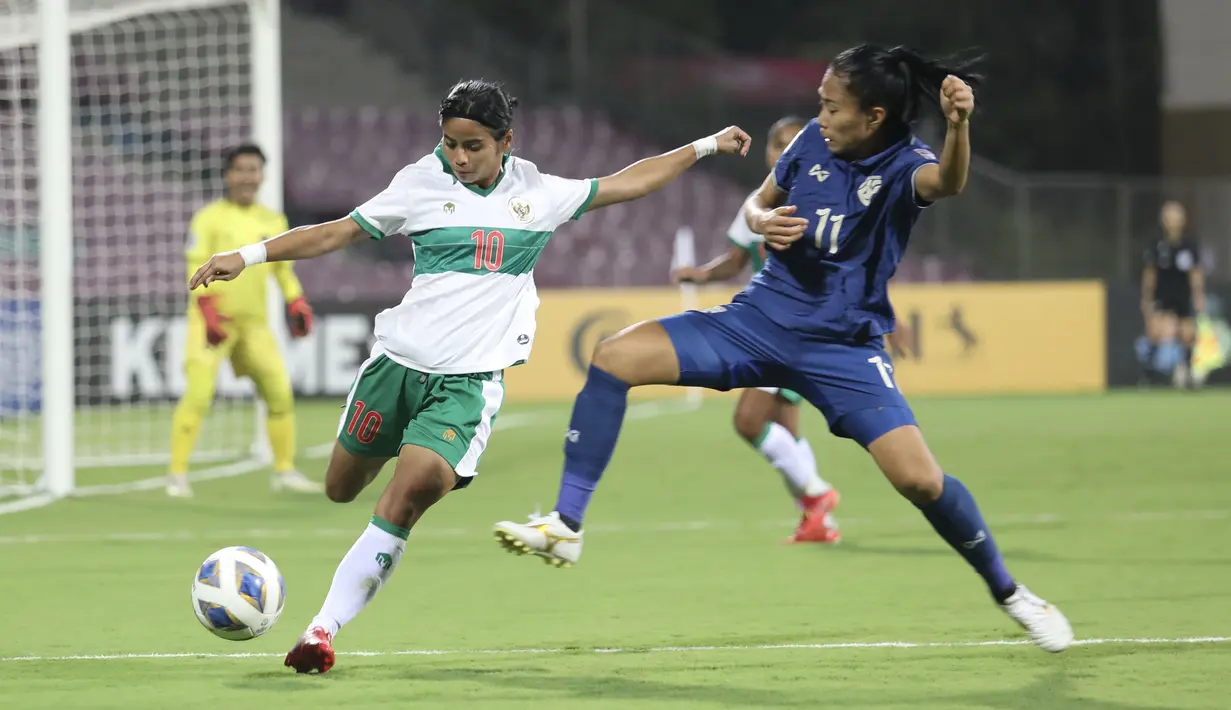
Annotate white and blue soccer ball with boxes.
[191,546,285,641]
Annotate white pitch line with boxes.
[0,508,1227,547]
[2,636,1227,663]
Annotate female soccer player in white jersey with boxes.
[495,46,1075,653]
[672,116,842,544]
[189,79,752,674]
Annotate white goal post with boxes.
[0,0,284,513]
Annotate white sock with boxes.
[793,437,831,497]
[756,423,830,501]
[310,517,406,637]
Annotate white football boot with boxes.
[1000,584,1074,652]
[493,511,583,567]
[165,475,194,498]
[271,470,324,493]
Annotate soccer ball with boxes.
[191,546,285,641]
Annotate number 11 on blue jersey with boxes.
[814,208,844,255]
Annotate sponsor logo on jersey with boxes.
[508,196,533,223]
[858,175,884,206]
[914,148,937,161]
[808,164,830,183]
[443,202,456,214]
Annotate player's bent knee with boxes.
[866,424,944,505]
[732,404,768,443]
[589,321,680,386]
[263,389,294,418]
[325,444,385,503]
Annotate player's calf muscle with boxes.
[373,445,455,529]
[589,320,681,386]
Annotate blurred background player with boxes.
[168,143,321,498]
[1140,200,1206,389]
[672,115,841,544]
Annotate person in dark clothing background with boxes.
[1141,200,1206,388]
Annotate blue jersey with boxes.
[736,119,938,341]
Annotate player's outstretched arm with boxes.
[673,245,750,284]
[189,217,366,290]
[584,127,751,212]
[915,75,975,202]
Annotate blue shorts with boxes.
[659,303,916,448]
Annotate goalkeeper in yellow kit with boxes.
[167,143,322,497]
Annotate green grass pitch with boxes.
[1,392,1229,708]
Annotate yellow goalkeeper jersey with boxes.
[186,199,303,322]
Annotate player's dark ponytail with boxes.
[831,44,984,131]
[438,79,520,140]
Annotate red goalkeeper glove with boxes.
[196,296,231,346]
[287,296,314,338]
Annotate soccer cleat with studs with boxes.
[284,626,335,674]
[999,584,1074,653]
[789,489,842,544]
[493,511,583,568]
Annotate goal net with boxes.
[0,0,268,506]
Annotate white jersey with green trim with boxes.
[726,190,767,276]
[350,145,598,374]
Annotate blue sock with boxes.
[554,365,629,530]
[917,474,1016,601]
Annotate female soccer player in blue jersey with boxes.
[496,45,1074,652]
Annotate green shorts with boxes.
[336,351,505,484]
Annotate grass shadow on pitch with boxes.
[388,663,1162,709]
[819,540,1061,563]
[946,668,1173,710]
[389,665,809,707]
[231,669,332,693]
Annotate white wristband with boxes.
[691,135,718,159]
[238,243,267,266]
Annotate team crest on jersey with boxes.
[858,175,884,206]
[508,196,534,223]
[914,148,937,161]
[808,164,830,183]
[443,202,456,214]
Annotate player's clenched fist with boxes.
[754,205,810,251]
[714,126,752,157]
[190,252,246,290]
[940,75,975,125]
